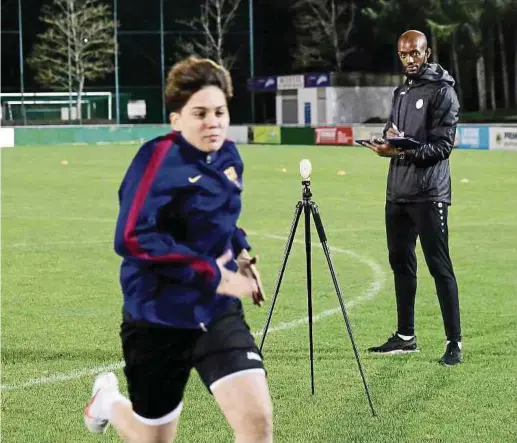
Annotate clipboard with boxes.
[385,136,420,150]
[355,138,384,147]
[355,139,371,147]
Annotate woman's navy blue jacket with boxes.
[114,131,250,329]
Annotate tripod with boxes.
[259,178,377,417]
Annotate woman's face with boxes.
[171,86,230,152]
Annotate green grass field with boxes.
[2,143,517,443]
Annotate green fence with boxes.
[6,124,515,150]
[280,127,315,145]
[14,125,171,146]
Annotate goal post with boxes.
[0,92,112,123]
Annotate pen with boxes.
[391,122,404,136]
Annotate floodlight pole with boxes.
[248,0,255,123]
[114,0,120,125]
[17,0,27,125]
[160,0,166,124]
[67,2,73,121]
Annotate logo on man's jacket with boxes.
[415,99,424,109]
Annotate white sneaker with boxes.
[84,372,118,434]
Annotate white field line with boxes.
[251,233,385,338]
[1,233,385,391]
[3,217,514,251]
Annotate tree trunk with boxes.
[71,0,80,121]
[489,69,496,110]
[216,13,223,66]
[333,37,341,72]
[489,27,496,110]
[67,3,73,121]
[430,28,438,62]
[331,0,340,71]
[476,55,487,111]
[334,55,341,73]
[497,21,510,108]
[451,31,463,108]
[514,29,517,107]
[77,76,85,122]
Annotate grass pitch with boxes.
[2,143,516,442]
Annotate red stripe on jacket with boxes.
[123,132,216,281]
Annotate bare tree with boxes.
[463,6,487,112]
[515,28,517,107]
[425,0,487,111]
[27,0,116,120]
[291,0,356,72]
[426,19,458,64]
[426,19,462,106]
[490,0,513,108]
[176,0,242,70]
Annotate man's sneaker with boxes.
[84,372,118,434]
[367,333,418,354]
[439,341,463,366]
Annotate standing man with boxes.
[365,30,462,366]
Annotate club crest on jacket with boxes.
[224,166,238,182]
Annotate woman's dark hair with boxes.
[164,57,233,112]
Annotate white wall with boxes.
[275,94,283,124]
[297,88,318,125]
[0,128,15,148]
[276,86,395,125]
[228,126,249,143]
[276,88,326,125]
[326,86,394,124]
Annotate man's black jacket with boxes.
[383,63,460,204]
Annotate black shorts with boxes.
[120,299,265,423]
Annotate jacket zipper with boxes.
[396,80,411,130]
[420,169,429,190]
[398,80,427,191]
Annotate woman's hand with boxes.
[236,250,266,306]
[215,250,259,301]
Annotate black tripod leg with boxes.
[310,202,377,417]
[304,202,315,396]
[259,201,303,352]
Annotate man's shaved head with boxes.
[398,30,428,50]
[397,30,430,78]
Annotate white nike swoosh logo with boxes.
[188,175,202,183]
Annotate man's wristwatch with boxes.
[397,150,406,161]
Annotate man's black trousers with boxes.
[385,201,461,342]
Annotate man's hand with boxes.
[364,139,401,158]
[386,122,404,138]
[386,127,399,138]
[237,250,266,306]
[216,250,259,300]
